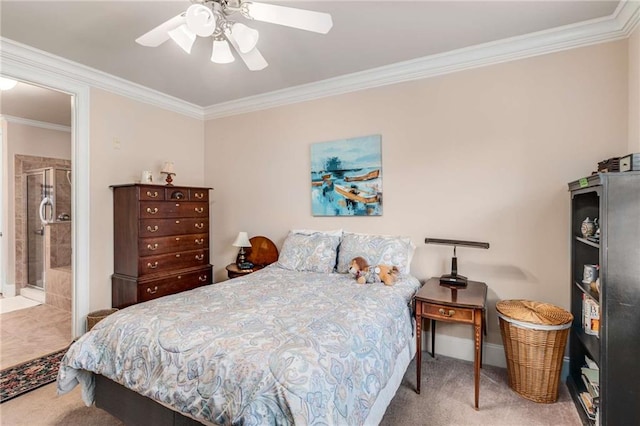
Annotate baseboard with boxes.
[1,284,16,297]
[423,331,571,381]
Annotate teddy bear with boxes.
[348,256,399,286]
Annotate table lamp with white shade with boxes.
[233,232,253,269]
[161,161,176,186]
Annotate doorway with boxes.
[0,78,74,368]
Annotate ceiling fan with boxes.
[136,0,333,71]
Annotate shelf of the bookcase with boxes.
[575,236,600,249]
[573,326,600,365]
[574,281,599,303]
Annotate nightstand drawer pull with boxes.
[147,225,159,233]
[147,286,158,294]
[195,238,204,245]
[195,254,204,261]
[146,207,158,214]
[438,308,455,317]
[147,261,159,269]
[147,243,158,251]
[194,207,204,213]
[146,191,158,198]
[199,275,207,282]
[194,192,204,199]
[195,223,204,229]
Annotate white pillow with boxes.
[336,232,414,274]
[277,232,341,273]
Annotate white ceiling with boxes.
[0,0,625,116]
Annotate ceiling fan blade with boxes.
[244,2,333,34]
[227,33,268,71]
[136,14,186,47]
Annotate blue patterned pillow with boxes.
[336,232,414,274]
[277,232,341,273]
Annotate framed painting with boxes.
[311,134,382,216]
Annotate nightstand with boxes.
[225,263,255,279]
[414,277,487,409]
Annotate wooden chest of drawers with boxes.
[111,184,212,308]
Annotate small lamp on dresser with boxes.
[161,161,176,186]
[233,232,253,270]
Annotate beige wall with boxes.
[629,25,639,152]
[2,121,71,289]
[88,88,205,310]
[204,40,628,345]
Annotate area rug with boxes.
[0,347,68,403]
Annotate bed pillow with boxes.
[291,229,343,238]
[336,232,415,274]
[277,231,341,273]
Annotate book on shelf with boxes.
[579,391,597,420]
[582,294,600,337]
[581,366,600,387]
[581,372,600,398]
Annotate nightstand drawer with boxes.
[422,303,474,323]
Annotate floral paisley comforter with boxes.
[57,266,420,425]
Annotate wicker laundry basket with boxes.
[87,308,118,331]
[496,300,573,403]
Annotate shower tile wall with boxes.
[14,155,71,294]
[45,223,72,312]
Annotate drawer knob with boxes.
[175,254,181,258]
[175,220,180,224]
[199,275,207,282]
[146,207,158,214]
[147,225,159,233]
[175,203,180,207]
[147,243,158,251]
[195,254,204,261]
[438,308,455,317]
[147,261,159,269]
[147,286,158,294]
[195,238,204,245]
[194,193,204,199]
[195,223,204,229]
[194,207,204,213]
[146,191,158,198]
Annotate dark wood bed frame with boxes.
[96,373,205,425]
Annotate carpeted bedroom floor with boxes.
[0,354,581,425]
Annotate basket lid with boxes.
[496,300,573,326]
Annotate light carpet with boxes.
[0,296,41,314]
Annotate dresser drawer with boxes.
[138,186,165,201]
[139,233,208,256]
[140,218,208,237]
[421,303,474,324]
[140,201,208,219]
[139,249,209,276]
[139,267,211,302]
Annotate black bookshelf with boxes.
[567,172,640,425]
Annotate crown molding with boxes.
[0,38,204,120]
[0,114,72,132]
[204,0,640,120]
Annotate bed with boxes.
[57,231,419,425]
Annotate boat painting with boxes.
[311,134,382,216]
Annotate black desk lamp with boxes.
[425,238,490,287]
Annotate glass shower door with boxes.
[26,172,46,288]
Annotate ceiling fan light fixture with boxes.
[168,24,197,54]
[186,4,217,37]
[231,22,259,53]
[211,38,235,64]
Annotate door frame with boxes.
[2,42,90,338]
